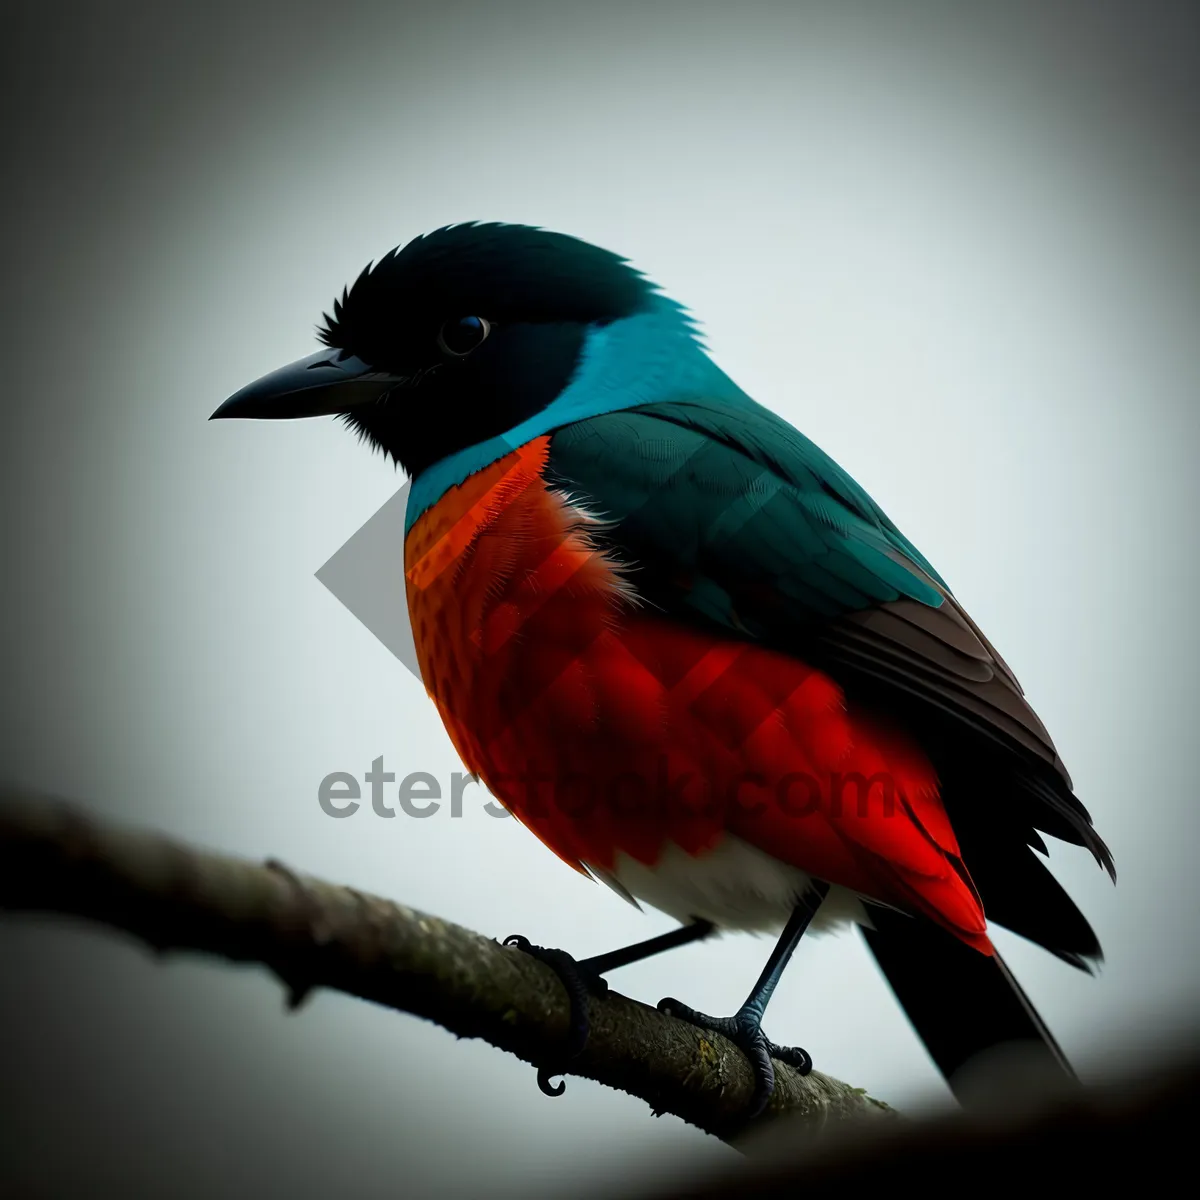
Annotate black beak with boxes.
[210,348,406,420]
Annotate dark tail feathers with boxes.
[861,905,1076,1103]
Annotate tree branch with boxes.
[0,789,893,1144]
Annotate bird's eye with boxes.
[437,315,491,357]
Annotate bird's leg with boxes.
[658,883,830,1118]
[580,917,717,974]
[504,918,715,1094]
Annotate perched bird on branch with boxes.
[212,223,1114,1115]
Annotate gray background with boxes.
[2,2,1198,1196]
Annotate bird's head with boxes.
[211,223,671,478]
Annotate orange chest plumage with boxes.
[404,437,990,951]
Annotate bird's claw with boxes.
[503,935,609,1097]
[658,996,812,1118]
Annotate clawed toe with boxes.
[503,934,609,1091]
[657,996,812,1118]
[770,1042,812,1073]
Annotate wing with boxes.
[547,396,1113,878]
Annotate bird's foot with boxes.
[657,996,812,1118]
[503,935,610,1096]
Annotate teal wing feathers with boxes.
[546,396,1113,874]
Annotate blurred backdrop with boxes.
[2,1,1198,1196]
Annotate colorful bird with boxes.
[213,223,1113,1115]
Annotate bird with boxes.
[212,222,1114,1116]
